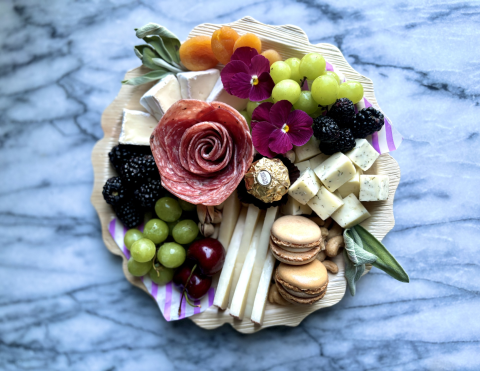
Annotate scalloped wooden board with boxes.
[91,17,400,334]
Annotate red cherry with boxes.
[187,238,225,276]
[173,264,212,300]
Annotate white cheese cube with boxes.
[345,139,379,171]
[337,167,362,198]
[285,150,296,164]
[333,190,343,199]
[309,153,330,170]
[314,152,356,192]
[294,160,310,175]
[359,175,390,201]
[119,109,157,146]
[307,186,344,220]
[206,76,248,111]
[281,196,312,216]
[293,136,321,162]
[140,74,182,121]
[288,168,322,205]
[177,69,219,101]
[331,194,371,228]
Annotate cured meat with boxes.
[150,99,254,206]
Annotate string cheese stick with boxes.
[251,250,276,325]
[228,204,261,306]
[229,214,264,319]
[217,190,241,251]
[213,207,248,310]
[244,206,278,319]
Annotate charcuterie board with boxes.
[91,17,400,333]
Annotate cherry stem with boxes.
[184,292,201,308]
[178,264,197,316]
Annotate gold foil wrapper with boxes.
[245,158,290,203]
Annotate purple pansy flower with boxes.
[251,100,313,157]
[221,47,275,102]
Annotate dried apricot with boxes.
[211,26,239,65]
[261,49,282,66]
[180,36,218,71]
[233,33,262,54]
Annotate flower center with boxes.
[251,75,259,86]
[282,123,290,133]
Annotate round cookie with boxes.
[270,239,321,265]
[271,216,322,248]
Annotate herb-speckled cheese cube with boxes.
[331,194,371,228]
[309,153,330,170]
[281,196,312,216]
[345,139,379,171]
[308,186,344,220]
[313,152,356,192]
[294,136,321,162]
[294,160,311,175]
[288,168,322,205]
[359,175,389,201]
[337,167,363,198]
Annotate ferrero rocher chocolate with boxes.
[244,158,290,203]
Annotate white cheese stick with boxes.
[230,216,264,319]
[251,250,276,325]
[217,190,241,251]
[228,204,261,306]
[244,206,278,319]
[213,207,248,310]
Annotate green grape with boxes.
[293,91,318,115]
[172,219,199,245]
[311,75,339,106]
[270,61,291,84]
[239,110,252,130]
[149,264,174,285]
[178,199,196,212]
[143,219,169,245]
[322,70,341,85]
[155,197,182,222]
[157,242,186,268]
[299,53,326,80]
[311,106,327,119]
[246,101,260,117]
[337,81,364,104]
[127,258,152,277]
[167,219,181,235]
[285,58,302,84]
[272,79,301,105]
[130,238,156,263]
[124,229,144,250]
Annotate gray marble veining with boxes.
[1,0,479,370]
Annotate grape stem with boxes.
[178,264,199,316]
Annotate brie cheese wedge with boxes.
[139,74,182,121]
[118,109,157,146]
[206,76,248,110]
[177,69,219,101]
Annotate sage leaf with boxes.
[122,70,172,86]
[343,249,365,296]
[141,47,163,71]
[151,58,183,73]
[353,225,410,283]
[135,23,181,64]
[344,229,377,266]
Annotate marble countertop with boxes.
[1,0,479,370]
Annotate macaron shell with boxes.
[271,234,322,250]
[275,280,327,305]
[275,270,328,296]
[271,216,322,245]
[270,240,320,265]
[276,260,328,291]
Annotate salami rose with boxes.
[150,99,254,206]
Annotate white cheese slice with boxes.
[230,218,264,319]
[314,152,356,192]
[118,109,157,146]
[288,168,322,205]
[217,190,241,251]
[139,74,182,121]
[308,186,344,220]
[359,175,390,201]
[294,160,311,175]
[309,153,330,170]
[293,136,321,162]
[281,196,312,216]
[331,193,371,228]
[213,207,248,310]
[206,76,248,110]
[177,69,219,101]
[244,206,279,319]
[345,139,379,171]
[337,167,362,198]
[251,250,276,325]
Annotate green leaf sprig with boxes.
[122,23,186,86]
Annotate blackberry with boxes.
[320,128,356,154]
[108,145,151,174]
[102,177,129,206]
[134,179,163,208]
[351,107,385,138]
[122,155,159,186]
[327,98,355,128]
[114,200,143,228]
[312,116,341,143]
